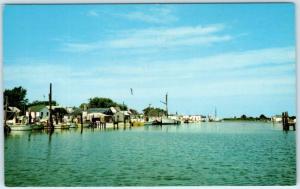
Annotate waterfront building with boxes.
[26,105,49,121]
[271,115,283,122]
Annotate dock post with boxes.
[124,118,126,130]
[49,83,54,130]
[80,113,83,133]
[28,109,32,124]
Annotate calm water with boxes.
[4,121,296,186]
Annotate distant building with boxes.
[271,115,282,122]
[85,108,113,122]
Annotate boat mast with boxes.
[160,93,168,118]
[166,93,168,118]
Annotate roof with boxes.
[87,112,108,118]
[87,108,110,114]
[8,106,21,113]
[28,105,47,112]
[110,107,121,113]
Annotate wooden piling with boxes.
[49,83,54,130]
[282,111,296,131]
[28,109,32,124]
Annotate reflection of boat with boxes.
[9,124,32,131]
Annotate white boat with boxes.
[9,124,32,131]
[147,117,181,125]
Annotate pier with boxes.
[282,112,296,131]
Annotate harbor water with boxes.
[4,121,296,186]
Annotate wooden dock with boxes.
[282,112,296,131]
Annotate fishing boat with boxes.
[9,124,32,131]
[147,117,181,125]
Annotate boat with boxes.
[9,124,32,131]
[147,117,181,125]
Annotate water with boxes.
[4,121,296,186]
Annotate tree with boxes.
[27,100,57,107]
[79,103,88,110]
[4,86,28,114]
[259,114,268,120]
[240,114,247,120]
[143,107,166,117]
[87,97,127,110]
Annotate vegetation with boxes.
[143,107,166,117]
[4,86,28,114]
[27,100,57,107]
[79,103,88,110]
[84,97,128,110]
[224,114,271,121]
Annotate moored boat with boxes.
[9,124,32,131]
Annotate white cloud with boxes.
[87,10,99,17]
[61,24,232,52]
[5,46,295,104]
[120,6,178,24]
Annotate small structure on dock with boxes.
[282,112,296,131]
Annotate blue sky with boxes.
[3,3,296,117]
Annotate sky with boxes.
[3,3,296,117]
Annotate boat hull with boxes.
[9,124,32,131]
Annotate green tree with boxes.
[143,107,166,117]
[4,86,28,114]
[87,97,127,110]
[79,103,88,110]
[240,114,247,120]
[259,114,268,120]
[27,100,57,107]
